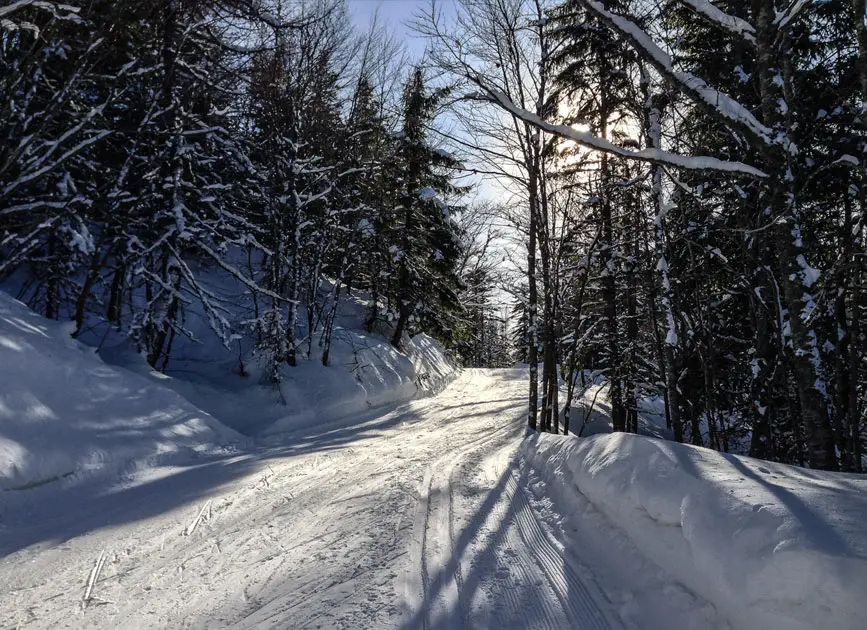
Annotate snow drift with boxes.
[262,331,456,436]
[524,432,867,630]
[0,291,238,491]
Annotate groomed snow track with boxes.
[1,369,725,629]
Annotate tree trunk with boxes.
[600,146,625,433]
[527,151,540,431]
[755,0,836,469]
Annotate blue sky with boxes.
[347,0,456,59]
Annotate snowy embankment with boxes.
[524,432,867,630]
[261,331,456,436]
[0,286,457,488]
[80,270,459,437]
[0,292,238,491]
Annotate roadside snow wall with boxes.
[0,292,238,490]
[524,432,867,630]
[262,331,457,436]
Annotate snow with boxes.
[419,186,439,202]
[680,0,756,42]
[482,87,766,176]
[834,154,860,166]
[262,330,456,436]
[0,368,732,630]
[774,0,811,29]
[523,432,867,630]
[796,253,821,287]
[0,291,238,491]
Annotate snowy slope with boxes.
[262,331,456,436]
[85,276,458,437]
[0,291,239,491]
[524,432,867,630]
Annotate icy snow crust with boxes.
[0,291,239,490]
[524,432,867,630]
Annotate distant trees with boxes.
[0,1,472,375]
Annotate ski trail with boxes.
[507,471,619,630]
[412,431,623,630]
[0,368,727,630]
[406,420,513,629]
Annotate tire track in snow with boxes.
[406,370,523,630]
[507,468,622,630]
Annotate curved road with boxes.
[1,369,725,629]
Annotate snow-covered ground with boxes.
[0,291,239,492]
[2,368,724,630]
[3,294,866,630]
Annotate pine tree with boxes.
[388,68,464,349]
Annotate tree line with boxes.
[418,0,865,471]
[0,0,514,378]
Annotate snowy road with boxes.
[1,369,725,629]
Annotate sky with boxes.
[347,0,456,60]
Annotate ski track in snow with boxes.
[0,369,724,629]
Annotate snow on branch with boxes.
[679,0,756,42]
[195,240,297,305]
[774,0,811,30]
[0,1,81,34]
[579,0,784,151]
[0,0,79,19]
[478,87,766,177]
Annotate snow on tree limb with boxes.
[679,0,756,42]
[478,87,766,177]
[195,240,298,305]
[579,0,785,152]
[774,0,812,29]
[0,1,81,34]
[0,0,79,19]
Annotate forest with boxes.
[1,0,864,473]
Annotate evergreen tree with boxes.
[388,68,464,349]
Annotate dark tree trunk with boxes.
[755,0,835,469]
[527,159,540,431]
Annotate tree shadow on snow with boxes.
[399,455,613,630]
[0,396,492,558]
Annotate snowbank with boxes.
[524,432,867,630]
[79,269,459,437]
[262,331,457,436]
[0,292,238,490]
